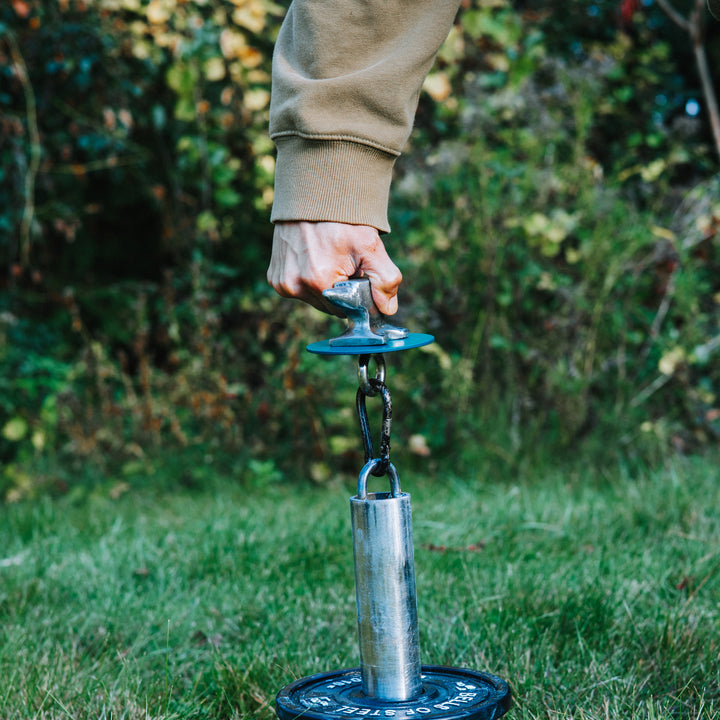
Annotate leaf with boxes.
[146,0,171,24]
[2,417,28,442]
[11,0,31,18]
[204,57,226,82]
[214,187,241,207]
[423,73,451,102]
[174,98,196,122]
[232,2,266,33]
[651,226,676,241]
[220,29,247,59]
[244,89,269,111]
[658,347,685,376]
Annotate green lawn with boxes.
[1,455,718,719]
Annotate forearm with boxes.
[269,0,461,232]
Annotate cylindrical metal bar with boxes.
[351,462,422,701]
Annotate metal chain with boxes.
[356,355,393,477]
[357,353,385,396]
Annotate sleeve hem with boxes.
[270,136,397,234]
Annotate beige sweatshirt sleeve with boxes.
[269,0,461,233]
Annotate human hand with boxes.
[267,221,402,317]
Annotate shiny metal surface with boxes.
[322,278,408,346]
[350,463,422,701]
[357,354,386,397]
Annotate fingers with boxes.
[356,235,403,316]
[267,221,402,316]
[268,223,347,317]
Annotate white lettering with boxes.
[455,682,476,691]
[327,678,361,690]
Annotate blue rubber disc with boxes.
[307,333,435,355]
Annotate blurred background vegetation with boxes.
[1,0,719,502]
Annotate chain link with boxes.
[356,356,393,477]
[357,354,386,396]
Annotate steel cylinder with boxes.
[350,462,422,701]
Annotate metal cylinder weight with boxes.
[351,460,422,702]
[275,458,513,720]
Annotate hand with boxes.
[267,221,402,317]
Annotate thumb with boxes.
[359,239,403,316]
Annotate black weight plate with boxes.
[276,666,511,720]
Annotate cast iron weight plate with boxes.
[306,333,435,356]
[276,666,511,720]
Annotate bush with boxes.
[388,8,720,467]
[1,1,719,501]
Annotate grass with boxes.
[0,454,719,720]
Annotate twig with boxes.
[655,0,690,31]
[4,29,41,268]
[693,31,720,162]
[649,271,676,341]
[630,372,672,407]
[657,0,720,162]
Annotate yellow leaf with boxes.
[659,347,685,376]
[232,5,265,33]
[204,57,226,81]
[696,215,713,235]
[244,88,269,111]
[220,28,247,59]
[258,155,275,174]
[565,248,582,264]
[523,212,550,236]
[423,72,451,102]
[146,0,170,24]
[2,417,28,442]
[132,39,152,60]
[651,226,676,241]
[537,272,556,291]
[545,225,567,244]
[487,52,510,72]
[239,46,263,68]
[409,434,431,457]
[640,159,666,183]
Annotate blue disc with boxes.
[307,333,435,355]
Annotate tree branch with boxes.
[4,29,41,268]
[656,0,690,31]
[657,0,720,162]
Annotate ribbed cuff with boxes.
[270,136,398,233]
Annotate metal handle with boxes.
[323,278,408,347]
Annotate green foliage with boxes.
[0,0,280,282]
[383,5,720,471]
[1,0,720,501]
